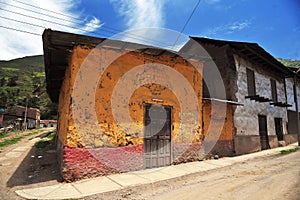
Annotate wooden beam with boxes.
[244,45,288,75]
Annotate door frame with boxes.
[143,103,173,168]
[274,117,283,141]
[258,115,270,150]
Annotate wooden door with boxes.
[258,115,270,150]
[144,104,171,169]
[275,118,283,141]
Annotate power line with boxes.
[1,1,112,34]
[11,0,127,33]
[0,15,46,29]
[0,8,170,48]
[1,1,136,42]
[8,0,174,47]
[180,0,201,34]
[0,7,110,38]
[1,0,119,36]
[1,0,190,49]
[0,25,41,36]
[0,1,86,26]
[173,0,201,47]
[11,0,87,23]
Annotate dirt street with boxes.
[85,150,300,200]
[1,131,299,200]
[0,129,61,200]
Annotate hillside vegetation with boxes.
[0,55,57,119]
[277,58,300,68]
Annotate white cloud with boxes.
[205,0,221,4]
[201,20,251,37]
[110,0,165,29]
[80,17,103,33]
[0,0,102,60]
[229,22,249,31]
[109,0,169,47]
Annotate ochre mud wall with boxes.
[57,45,203,181]
[203,100,234,156]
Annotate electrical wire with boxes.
[0,1,86,26]
[11,0,87,23]
[11,0,129,33]
[1,0,197,49]
[7,0,173,47]
[179,0,201,35]
[0,25,41,36]
[0,15,46,29]
[0,7,110,38]
[1,1,117,36]
[172,0,201,48]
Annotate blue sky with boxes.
[0,0,299,60]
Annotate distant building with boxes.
[15,106,40,129]
[40,120,57,128]
[1,106,40,130]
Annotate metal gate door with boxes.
[144,104,171,169]
[258,115,270,150]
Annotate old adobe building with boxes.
[43,30,204,181]
[43,30,299,182]
[182,37,298,156]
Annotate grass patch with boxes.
[24,131,39,137]
[14,130,24,133]
[47,134,55,139]
[0,133,9,139]
[281,147,300,155]
[1,67,19,71]
[0,130,41,148]
[32,71,45,77]
[0,137,23,147]
[35,140,50,148]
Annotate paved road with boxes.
[145,151,300,200]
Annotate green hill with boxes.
[0,55,57,119]
[277,58,300,69]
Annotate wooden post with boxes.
[23,98,28,130]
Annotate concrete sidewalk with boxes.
[15,143,299,199]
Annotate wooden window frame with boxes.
[270,79,278,102]
[246,68,256,96]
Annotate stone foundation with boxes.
[173,143,202,164]
[203,140,234,157]
[268,135,278,149]
[234,135,261,155]
[284,134,298,145]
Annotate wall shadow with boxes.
[7,138,62,187]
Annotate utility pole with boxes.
[23,98,28,130]
[294,75,300,146]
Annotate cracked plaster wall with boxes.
[233,54,288,137]
[57,45,203,149]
